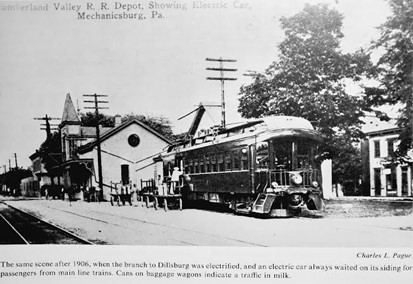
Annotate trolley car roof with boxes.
[166,116,322,154]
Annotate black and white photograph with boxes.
[0,0,412,283]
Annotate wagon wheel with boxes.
[110,196,114,206]
[154,197,158,210]
[164,199,168,212]
[179,198,183,211]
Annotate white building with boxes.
[59,93,171,200]
[29,151,51,195]
[364,119,412,197]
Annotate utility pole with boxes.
[34,114,60,140]
[14,153,18,169]
[83,94,109,192]
[206,57,237,128]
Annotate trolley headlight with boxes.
[290,173,303,185]
[289,194,303,207]
[312,181,319,188]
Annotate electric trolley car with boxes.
[161,115,325,217]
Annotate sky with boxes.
[0,0,392,169]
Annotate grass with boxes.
[302,198,413,218]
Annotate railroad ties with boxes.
[0,202,93,245]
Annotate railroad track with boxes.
[0,202,94,245]
[39,203,267,247]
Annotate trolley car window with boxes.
[241,149,248,170]
[164,162,172,177]
[272,139,316,170]
[200,156,205,173]
[205,155,211,172]
[297,140,314,169]
[211,154,217,172]
[273,140,292,170]
[194,159,199,173]
[225,153,232,171]
[256,142,269,171]
[184,162,189,174]
[233,150,240,170]
[189,159,193,174]
[218,154,224,172]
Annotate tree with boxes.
[366,0,413,156]
[39,131,62,171]
[80,112,115,127]
[122,113,174,141]
[39,130,62,169]
[238,4,372,188]
[1,167,32,195]
[79,112,175,141]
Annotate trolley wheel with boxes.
[164,199,168,211]
[154,197,158,210]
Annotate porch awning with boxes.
[61,158,95,174]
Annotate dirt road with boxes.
[2,198,412,247]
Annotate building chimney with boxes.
[114,115,122,127]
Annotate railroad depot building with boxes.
[363,118,412,197]
[59,94,171,200]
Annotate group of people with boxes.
[109,181,141,205]
[47,168,186,204]
[82,185,101,203]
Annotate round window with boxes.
[128,134,140,147]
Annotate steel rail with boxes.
[0,212,30,244]
[42,204,267,247]
[3,202,94,245]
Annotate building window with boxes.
[385,167,397,195]
[128,134,140,147]
[374,168,381,196]
[374,140,380,158]
[121,164,130,184]
[68,138,77,159]
[62,135,66,161]
[402,167,408,195]
[387,139,394,157]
